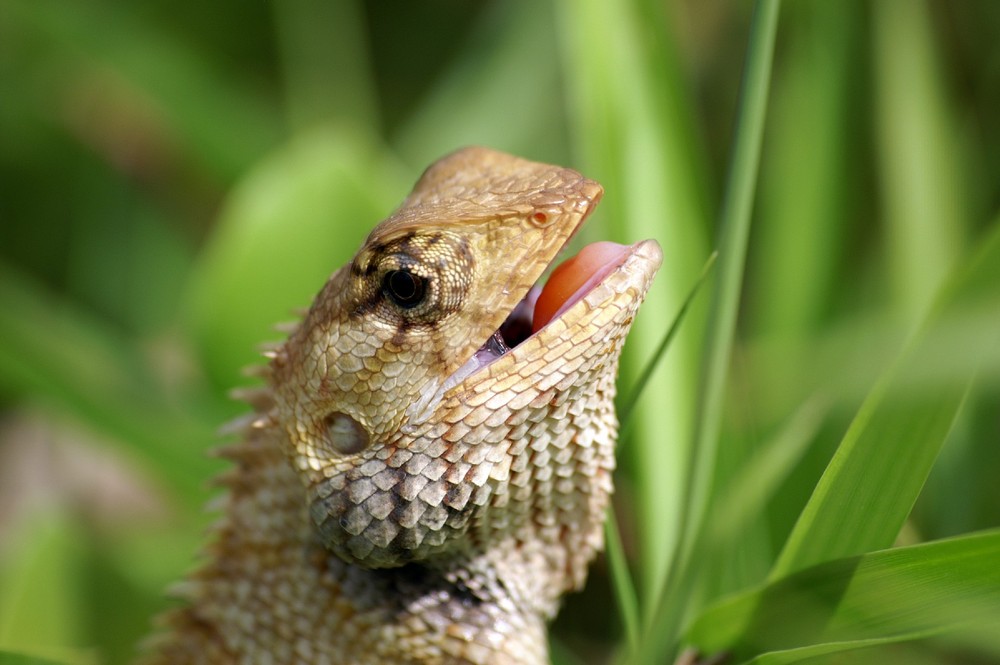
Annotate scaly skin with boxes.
[143,147,662,664]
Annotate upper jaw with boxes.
[443,238,663,394]
[402,236,661,428]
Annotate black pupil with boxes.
[385,270,425,307]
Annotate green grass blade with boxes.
[605,251,716,656]
[740,633,952,665]
[772,386,966,578]
[556,0,712,610]
[771,221,1000,579]
[874,0,968,324]
[680,0,780,571]
[685,529,1000,661]
[637,1,781,659]
[750,0,861,340]
[708,398,826,549]
[604,509,640,654]
[617,251,717,435]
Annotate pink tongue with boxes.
[531,241,631,334]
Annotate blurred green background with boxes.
[1,1,999,663]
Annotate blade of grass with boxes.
[750,0,861,341]
[694,398,828,606]
[771,383,967,578]
[637,1,781,660]
[607,250,718,655]
[771,221,1000,579]
[556,0,712,612]
[874,0,968,325]
[604,509,640,654]
[680,0,780,581]
[685,529,1000,661]
[739,635,948,665]
[708,397,827,549]
[617,251,718,435]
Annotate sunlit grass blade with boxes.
[685,529,1000,661]
[708,397,826,548]
[603,509,640,655]
[618,251,717,435]
[556,0,712,610]
[605,250,716,656]
[636,1,781,660]
[874,0,968,324]
[749,1,861,341]
[771,221,1000,579]
[772,385,966,578]
[739,635,946,665]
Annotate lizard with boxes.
[142,146,662,664]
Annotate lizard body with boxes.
[144,147,662,664]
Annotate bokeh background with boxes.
[1,1,999,663]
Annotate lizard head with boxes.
[270,147,661,582]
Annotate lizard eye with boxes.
[383,269,427,308]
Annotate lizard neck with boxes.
[146,409,559,665]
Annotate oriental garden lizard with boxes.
[142,147,662,664]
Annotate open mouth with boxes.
[442,241,633,393]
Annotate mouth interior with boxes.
[442,241,631,392]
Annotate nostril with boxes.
[322,412,371,455]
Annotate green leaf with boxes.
[751,0,862,340]
[636,1,782,659]
[556,0,712,612]
[708,398,826,550]
[771,221,1000,578]
[675,0,781,578]
[874,0,969,323]
[739,637,947,665]
[685,529,1000,662]
[606,250,718,654]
